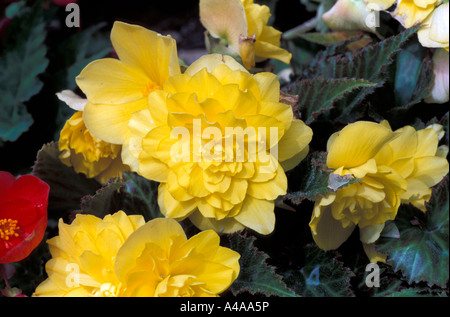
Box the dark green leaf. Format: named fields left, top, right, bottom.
left=119, top=172, right=163, bottom=221
left=31, top=142, right=101, bottom=213
left=78, top=172, right=162, bottom=221
left=376, top=177, right=449, bottom=287
left=393, top=41, right=432, bottom=109
left=80, top=178, right=122, bottom=218
left=225, top=232, right=297, bottom=297
left=281, top=244, right=355, bottom=296
left=298, top=26, right=419, bottom=121
left=292, top=77, right=376, bottom=123
left=0, top=4, right=49, bottom=142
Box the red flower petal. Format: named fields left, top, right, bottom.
left=0, top=172, right=49, bottom=264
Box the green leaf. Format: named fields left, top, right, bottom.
left=79, top=172, right=162, bottom=221
left=291, top=77, right=376, bottom=124
left=79, top=178, right=123, bottom=218
left=285, top=151, right=360, bottom=205
left=225, top=232, right=297, bottom=297
left=298, top=26, right=419, bottom=121
left=0, top=3, right=49, bottom=142
left=31, top=142, right=101, bottom=213
left=119, top=172, right=163, bottom=221
left=376, top=177, right=449, bottom=288
left=295, top=31, right=360, bottom=46
left=393, top=41, right=433, bottom=109
left=281, top=244, right=355, bottom=296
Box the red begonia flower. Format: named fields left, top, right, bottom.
left=0, top=172, right=49, bottom=263
left=52, top=0, right=78, bottom=6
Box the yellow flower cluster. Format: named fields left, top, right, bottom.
left=59, top=111, right=129, bottom=184
left=33, top=211, right=240, bottom=297
left=310, top=121, right=448, bottom=262
left=76, top=22, right=312, bottom=235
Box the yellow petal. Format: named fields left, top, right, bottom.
left=327, top=121, right=396, bottom=169
left=365, top=0, right=396, bottom=10
left=122, top=109, right=155, bottom=171
left=409, top=156, right=449, bottom=187
left=233, top=196, right=275, bottom=234
left=114, top=218, right=186, bottom=282
left=189, top=210, right=246, bottom=233
left=415, top=127, right=439, bottom=157
left=277, top=119, right=313, bottom=162
left=393, top=0, right=437, bottom=28
left=254, top=40, right=292, bottom=64
left=360, top=223, right=385, bottom=244
left=82, top=99, right=148, bottom=144
left=429, top=2, right=449, bottom=44
left=253, top=72, right=280, bottom=102
left=247, top=163, right=287, bottom=200
left=76, top=58, right=150, bottom=104
left=310, top=203, right=356, bottom=250
left=157, top=183, right=198, bottom=219
left=362, top=243, right=387, bottom=263
left=110, top=21, right=180, bottom=83
left=185, top=54, right=247, bottom=76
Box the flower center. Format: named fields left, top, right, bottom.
left=0, top=218, right=20, bottom=241
left=142, top=81, right=161, bottom=97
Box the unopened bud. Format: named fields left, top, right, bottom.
left=322, top=0, right=379, bottom=33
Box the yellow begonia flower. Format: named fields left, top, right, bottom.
left=199, top=0, right=291, bottom=69
left=59, top=111, right=129, bottom=184
left=77, top=21, right=180, bottom=148
left=33, top=211, right=240, bottom=297
left=126, top=54, right=312, bottom=235
left=374, top=121, right=449, bottom=211
left=310, top=121, right=449, bottom=262
left=57, top=90, right=129, bottom=184
left=33, top=211, right=145, bottom=296
left=310, top=121, right=408, bottom=252
left=418, top=2, right=449, bottom=50
left=392, top=0, right=442, bottom=28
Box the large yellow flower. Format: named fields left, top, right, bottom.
left=77, top=21, right=180, bottom=149
left=33, top=211, right=144, bottom=296
left=125, top=54, right=312, bottom=235
left=199, top=0, right=292, bottom=69
left=33, top=211, right=240, bottom=297
left=310, top=121, right=407, bottom=252
left=374, top=121, right=449, bottom=211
